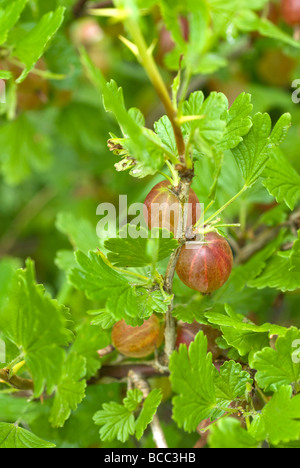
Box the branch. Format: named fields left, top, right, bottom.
left=236, top=207, right=300, bottom=264
left=0, top=368, right=34, bottom=391
left=163, top=246, right=181, bottom=361
left=73, top=0, right=89, bottom=17
left=128, top=370, right=168, bottom=449
left=87, top=0, right=113, bottom=9
left=90, top=363, right=169, bottom=382
left=163, top=180, right=194, bottom=362
left=124, top=17, right=186, bottom=163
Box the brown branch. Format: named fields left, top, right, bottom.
left=235, top=227, right=282, bottom=264
left=163, top=179, right=194, bottom=362
left=73, top=0, right=89, bottom=17
left=97, top=344, right=115, bottom=358
left=236, top=207, right=300, bottom=264
left=0, top=368, right=34, bottom=391
left=163, top=246, right=181, bottom=361
left=90, top=363, right=169, bottom=382
left=128, top=370, right=168, bottom=449
left=87, top=0, right=113, bottom=9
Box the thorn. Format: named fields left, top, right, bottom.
left=119, top=35, right=139, bottom=57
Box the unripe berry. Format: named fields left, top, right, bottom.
left=281, top=0, right=300, bottom=25
left=176, top=232, right=233, bottom=293
left=111, top=315, right=164, bottom=358
left=144, top=180, right=200, bottom=236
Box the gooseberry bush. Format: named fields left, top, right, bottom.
left=2, top=0, right=300, bottom=450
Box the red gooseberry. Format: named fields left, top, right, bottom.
left=176, top=232, right=233, bottom=294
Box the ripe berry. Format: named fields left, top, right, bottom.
left=1, top=60, right=49, bottom=111
left=111, top=315, right=164, bottom=358
left=70, top=19, right=103, bottom=46
left=157, top=17, right=189, bottom=62
left=144, top=180, right=200, bottom=236
left=176, top=321, right=202, bottom=349
left=281, top=0, right=300, bottom=25
left=176, top=232, right=233, bottom=293
left=176, top=321, right=222, bottom=359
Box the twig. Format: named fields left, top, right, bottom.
left=128, top=370, right=168, bottom=449
left=0, top=368, right=34, bottom=391
left=235, top=227, right=282, bottom=264
left=73, top=0, right=89, bottom=17
left=163, top=180, right=193, bottom=362
left=236, top=207, right=300, bottom=264
left=97, top=344, right=115, bottom=358
left=163, top=246, right=181, bottom=361
left=87, top=0, right=113, bottom=10
left=74, top=0, right=113, bottom=17
left=124, top=17, right=186, bottom=163
left=91, top=363, right=169, bottom=382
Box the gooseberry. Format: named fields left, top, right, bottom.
left=144, top=180, right=200, bottom=236
left=176, top=232, right=233, bottom=293
left=281, top=0, right=300, bottom=25
left=111, top=315, right=164, bottom=358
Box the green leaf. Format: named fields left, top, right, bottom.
left=81, top=49, right=164, bottom=176
left=123, top=389, right=143, bottom=412
left=0, top=0, right=27, bottom=46
left=93, top=402, right=135, bottom=443
left=93, top=386, right=162, bottom=443
left=209, top=418, right=259, bottom=448
left=70, top=322, right=110, bottom=379
left=170, top=331, right=216, bottom=432
left=88, top=309, right=117, bottom=329
left=183, top=91, right=227, bottom=144
left=105, top=228, right=178, bottom=267
left=249, top=251, right=300, bottom=292
left=249, top=328, right=300, bottom=392
left=205, top=305, right=287, bottom=356
left=236, top=10, right=300, bottom=49
left=49, top=353, right=87, bottom=428
left=215, top=361, right=252, bottom=404
left=13, top=7, right=65, bottom=82
left=208, top=0, right=269, bottom=36
left=263, top=150, right=300, bottom=210
left=154, top=115, right=178, bottom=156
left=135, top=389, right=162, bottom=440
left=290, top=231, right=300, bottom=273
left=216, top=93, right=253, bottom=151
left=159, top=0, right=210, bottom=72
left=70, top=250, right=129, bottom=301
left=0, top=423, right=55, bottom=448
left=249, top=386, right=300, bottom=445
left=172, top=299, right=210, bottom=324
left=0, top=259, right=73, bottom=397
left=70, top=251, right=171, bottom=324
left=223, top=232, right=285, bottom=292
left=232, top=113, right=291, bottom=186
